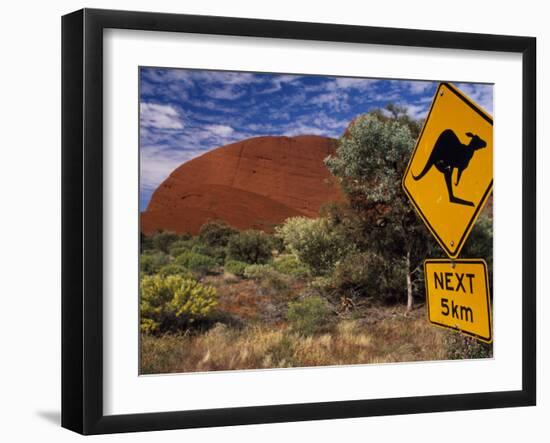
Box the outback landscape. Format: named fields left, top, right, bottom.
left=139, top=69, right=493, bottom=374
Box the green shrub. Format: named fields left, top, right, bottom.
left=270, top=234, right=285, bottom=254
left=307, top=276, right=334, bottom=295
left=168, top=238, right=197, bottom=257
left=175, top=251, right=218, bottom=275
left=331, top=252, right=406, bottom=301
left=140, top=252, right=170, bottom=275
left=243, top=264, right=274, bottom=280
left=260, top=272, right=289, bottom=295
left=140, top=232, right=154, bottom=252
left=461, top=214, right=493, bottom=271
left=151, top=230, right=179, bottom=253
left=226, top=230, right=274, bottom=264
left=157, top=263, right=194, bottom=279
left=325, top=111, right=435, bottom=311
left=191, top=243, right=227, bottom=264
left=273, top=254, right=310, bottom=278
left=140, top=275, right=217, bottom=334
left=444, top=331, right=493, bottom=360
left=286, top=296, right=332, bottom=336
left=244, top=264, right=289, bottom=295
left=224, top=259, right=248, bottom=277
left=276, top=217, right=352, bottom=275
left=331, top=251, right=384, bottom=296
left=198, top=220, right=238, bottom=247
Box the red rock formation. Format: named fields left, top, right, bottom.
left=141, top=135, right=345, bottom=235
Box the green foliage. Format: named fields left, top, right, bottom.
left=286, top=296, right=332, bottom=336
left=325, top=113, right=414, bottom=203
left=377, top=103, right=423, bottom=139
left=319, top=202, right=371, bottom=252
left=243, top=264, right=289, bottom=295
left=191, top=243, right=227, bottom=264
left=140, top=275, right=217, bottom=334
left=307, top=276, right=334, bottom=296
left=226, top=230, right=274, bottom=264
left=140, top=232, right=154, bottom=252
left=276, top=217, right=352, bottom=275
left=461, top=214, right=493, bottom=270
left=331, top=252, right=384, bottom=297
left=444, top=331, right=493, bottom=360
left=198, top=220, right=238, bottom=248
left=157, top=263, right=194, bottom=279
left=168, top=238, right=197, bottom=257
left=175, top=251, right=218, bottom=275
left=259, top=272, right=289, bottom=295
left=224, top=259, right=248, bottom=277
left=331, top=252, right=406, bottom=301
left=269, top=234, right=285, bottom=254
left=151, top=231, right=179, bottom=253
left=325, top=111, right=435, bottom=308
left=272, top=254, right=310, bottom=278
left=243, top=264, right=274, bottom=280
left=140, top=252, right=170, bottom=275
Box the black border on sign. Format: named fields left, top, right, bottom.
left=402, top=82, right=494, bottom=258
left=62, top=8, right=536, bottom=435
left=424, top=259, right=493, bottom=343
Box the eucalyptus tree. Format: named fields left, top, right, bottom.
left=325, top=108, right=434, bottom=312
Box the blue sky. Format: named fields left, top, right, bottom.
left=140, top=67, right=493, bottom=211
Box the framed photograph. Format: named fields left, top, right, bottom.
left=62, top=8, right=536, bottom=435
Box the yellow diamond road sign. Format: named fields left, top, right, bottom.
left=402, top=83, right=493, bottom=258
left=424, top=259, right=492, bottom=343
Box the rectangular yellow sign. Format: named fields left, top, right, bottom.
left=424, top=259, right=492, bottom=343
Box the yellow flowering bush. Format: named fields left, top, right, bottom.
left=140, top=275, right=217, bottom=334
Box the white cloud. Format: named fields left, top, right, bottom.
left=246, top=122, right=279, bottom=133
left=371, top=91, right=402, bottom=102
left=312, top=113, right=349, bottom=130
left=417, top=95, right=435, bottom=104
left=257, top=74, right=303, bottom=94
left=283, top=124, right=329, bottom=137
left=310, top=91, right=350, bottom=112
left=304, top=78, right=381, bottom=111
left=406, top=81, right=434, bottom=94
left=199, top=71, right=259, bottom=86
left=401, top=103, right=430, bottom=120
left=206, top=124, right=234, bottom=137
left=303, top=78, right=378, bottom=95
left=140, top=103, right=184, bottom=129
left=379, top=101, right=430, bottom=120
left=332, top=78, right=378, bottom=91
left=454, top=83, right=493, bottom=115
left=140, top=125, right=249, bottom=194
left=186, top=98, right=236, bottom=113
left=204, top=84, right=246, bottom=100
left=280, top=113, right=347, bottom=138
left=140, top=146, right=205, bottom=193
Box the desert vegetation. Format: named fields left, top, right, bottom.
left=140, top=106, right=493, bottom=374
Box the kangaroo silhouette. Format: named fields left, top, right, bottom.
left=413, top=129, right=487, bottom=207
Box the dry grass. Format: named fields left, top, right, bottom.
left=140, top=308, right=448, bottom=374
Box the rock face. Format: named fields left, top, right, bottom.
left=141, top=135, right=346, bottom=235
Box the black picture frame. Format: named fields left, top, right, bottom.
left=62, top=8, right=536, bottom=435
